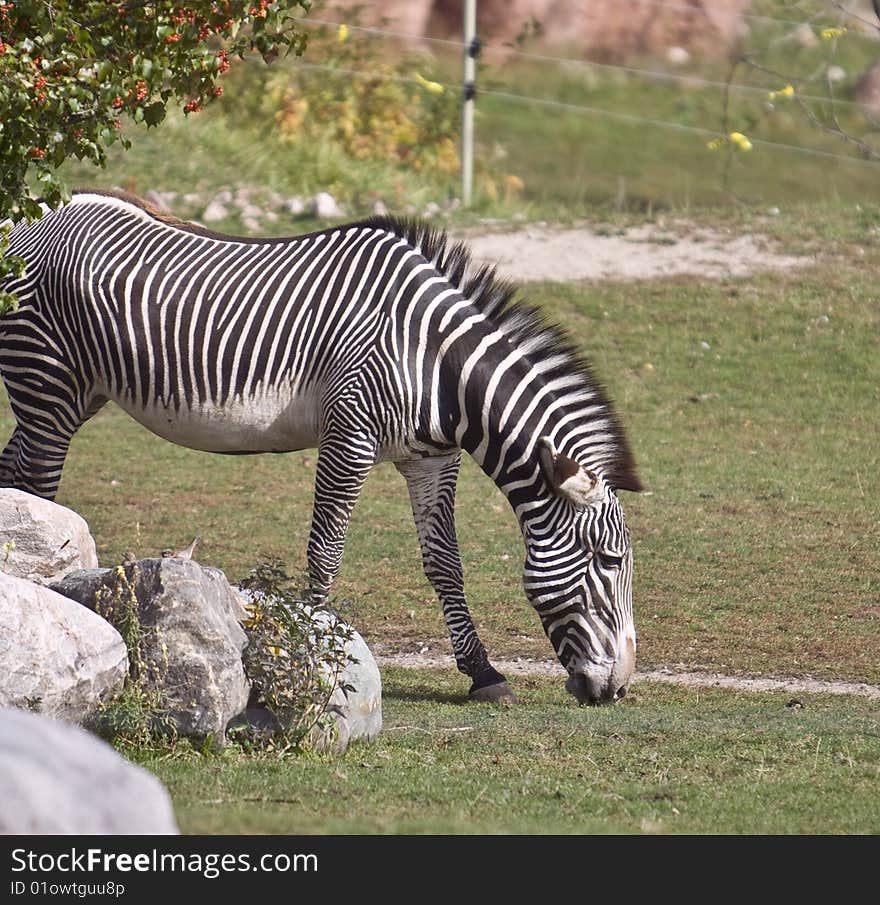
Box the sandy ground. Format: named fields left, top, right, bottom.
left=458, top=222, right=811, bottom=283
left=377, top=654, right=880, bottom=700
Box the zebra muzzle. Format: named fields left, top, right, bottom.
left=565, top=671, right=625, bottom=706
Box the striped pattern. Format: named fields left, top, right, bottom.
left=0, top=191, right=641, bottom=703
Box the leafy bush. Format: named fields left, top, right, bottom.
left=229, top=8, right=460, bottom=182
left=236, top=560, right=356, bottom=753
left=0, top=0, right=311, bottom=314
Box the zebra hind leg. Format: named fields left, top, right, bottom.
left=395, top=454, right=516, bottom=705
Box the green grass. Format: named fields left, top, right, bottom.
left=129, top=667, right=880, bottom=834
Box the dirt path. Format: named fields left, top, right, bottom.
left=458, top=222, right=811, bottom=283
left=377, top=654, right=880, bottom=700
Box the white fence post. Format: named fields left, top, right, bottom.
left=462, top=0, right=478, bottom=206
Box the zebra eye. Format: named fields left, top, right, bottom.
left=597, top=552, right=624, bottom=569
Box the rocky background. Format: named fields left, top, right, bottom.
left=329, top=0, right=752, bottom=60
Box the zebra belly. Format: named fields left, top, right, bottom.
left=113, top=389, right=320, bottom=454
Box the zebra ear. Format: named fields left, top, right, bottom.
left=537, top=438, right=604, bottom=508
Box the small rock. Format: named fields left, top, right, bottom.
left=242, top=217, right=262, bottom=234
left=372, top=199, right=389, bottom=217
left=0, top=708, right=178, bottom=834
left=311, top=192, right=344, bottom=219
left=826, top=65, right=847, bottom=83
left=423, top=202, right=441, bottom=219
left=143, top=190, right=171, bottom=213
left=234, top=589, right=382, bottom=748
left=282, top=196, right=306, bottom=217
left=238, top=203, right=263, bottom=220
left=665, top=46, right=691, bottom=65
left=201, top=200, right=229, bottom=223
left=791, top=23, right=818, bottom=49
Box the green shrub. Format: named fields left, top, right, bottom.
left=236, top=559, right=356, bottom=753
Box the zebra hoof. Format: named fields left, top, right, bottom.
left=469, top=681, right=517, bottom=706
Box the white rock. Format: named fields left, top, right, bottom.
left=0, top=708, right=178, bottom=834
left=238, top=203, right=263, bottom=220
left=791, top=23, right=818, bottom=49
left=283, top=196, right=306, bottom=216
left=311, top=191, right=344, bottom=219
left=0, top=488, right=98, bottom=585
left=143, top=190, right=171, bottom=212
left=826, top=65, right=847, bottom=83
left=338, top=626, right=382, bottom=741
left=0, top=571, right=128, bottom=722
left=201, top=200, right=229, bottom=223
left=372, top=200, right=389, bottom=216
left=665, top=46, right=691, bottom=65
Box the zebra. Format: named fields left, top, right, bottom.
left=0, top=190, right=642, bottom=705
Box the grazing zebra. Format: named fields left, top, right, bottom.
left=0, top=190, right=642, bottom=705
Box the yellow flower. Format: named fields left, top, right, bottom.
left=415, top=73, right=444, bottom=94
left=821, top=27, right=847, bottom=40
left=729, top=131, right=753, bottom=151
left=706, top=136, right=728, bottom=151
left=768, top=84, right=795, bottom=100
left=337, top=24, right=349, bottom=43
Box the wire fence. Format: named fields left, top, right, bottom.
left=289, top=7, right=880, bottom=172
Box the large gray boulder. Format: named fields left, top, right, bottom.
left=0, top=571, right=128, bottom=721
left=0, top=708, right=178, bottom=834
left=0, top=488, right=99, bottom=584
left=52, top=559, right=250, bottom=743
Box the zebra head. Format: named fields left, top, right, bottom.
left=523, top=438, right=637, bottom=705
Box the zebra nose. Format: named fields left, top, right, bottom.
left=566, top=672, right=617, bottom=706
left=614, top=685, right=627, bottom=701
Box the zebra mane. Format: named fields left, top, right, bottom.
left=364, top=216, right=643, bottom=493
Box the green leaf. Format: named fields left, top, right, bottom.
left=143, top=102, right=166, bottom=127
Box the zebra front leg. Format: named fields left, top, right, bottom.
left=0, top=426, right=23, bottom=488
left=395, top=454, right=516, bottom=704
left=307, top=427, right=377, bottom=603
left=2, top=425, right=74, bottom=500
